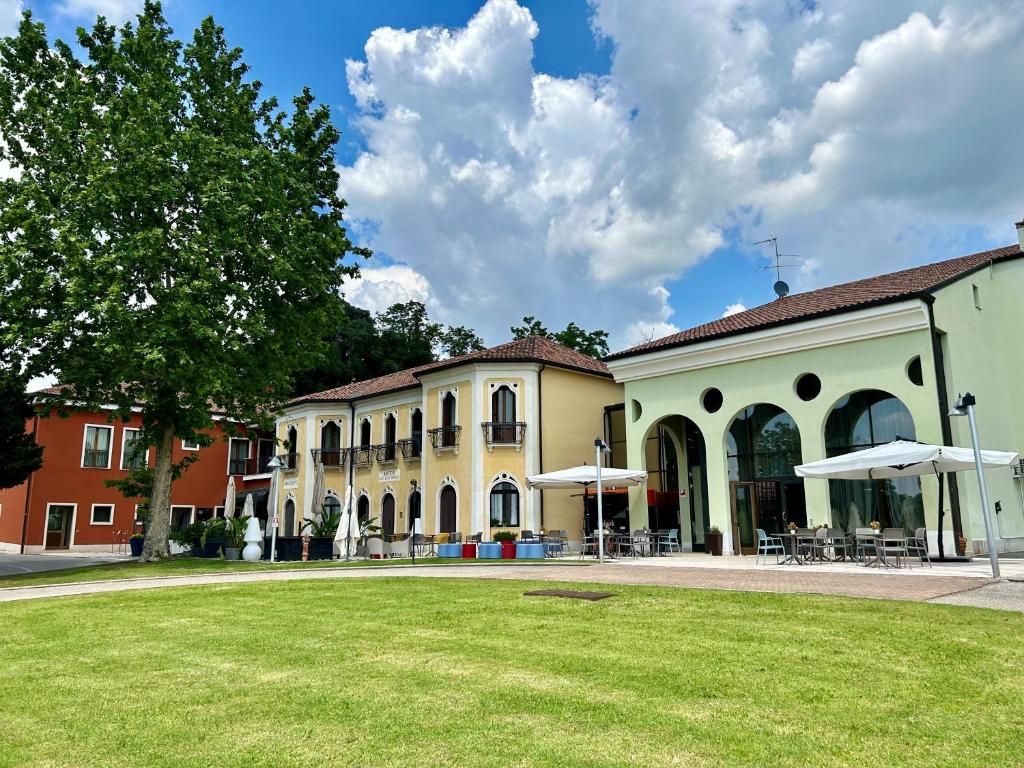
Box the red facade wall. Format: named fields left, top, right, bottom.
left=0, top=408, right=271, bottom=551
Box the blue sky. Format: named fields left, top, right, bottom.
left=8, top=0, right=1024, bottom=350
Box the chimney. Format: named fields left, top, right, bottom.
left=1017, top=218, right=1024, bottom=250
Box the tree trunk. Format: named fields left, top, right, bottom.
left=141, top=424, right=176, bottom=561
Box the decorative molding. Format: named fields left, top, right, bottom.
left=606, top=300, right=930, bottom=383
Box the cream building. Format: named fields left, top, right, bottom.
left=271, top=337, right=622, bottom=542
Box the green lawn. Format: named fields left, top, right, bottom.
left=0, top=556, right=565, bottom=590
left=1, top=579, right=1021, bottom=767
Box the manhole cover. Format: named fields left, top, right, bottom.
left=523, top=589, right=616, bottom=602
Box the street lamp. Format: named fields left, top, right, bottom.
left=409, top=479, right=418, bottom=565
left=949, top=393, right=1000, bottom=577
left=594, top=437, right=612, bottom=563
left=265, top=455, right=283, bottom=564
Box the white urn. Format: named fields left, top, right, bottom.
left=242, top=516, right=263, bottom=562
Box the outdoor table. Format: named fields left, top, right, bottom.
left=776, top=531, right=806, bottom=565
left=477, top=542, right=501, bottom=559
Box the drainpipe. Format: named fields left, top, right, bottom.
left=19, top=410, right=40, bottom=554
left=924, top=296, right=963, bottom=553
left=537, top=364, right=545, bottom=528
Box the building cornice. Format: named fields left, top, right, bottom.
left=606, top=299, right=930, bottom=383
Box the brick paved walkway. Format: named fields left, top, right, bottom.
left=0, top=562, right=993, bottom=603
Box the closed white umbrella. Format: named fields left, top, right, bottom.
left=224, top=476, right=237, bottom=518
left=335, top=487, right=359, bottom=560
left=310, top=459, right=326, bottom=523
left=795, top=439, right=1017, bottom=480
left=240, top=493, right=255, bottom=519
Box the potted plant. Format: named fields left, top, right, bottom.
left=493, top=529, right=518, bottom=559
left=707, top=525, right=723, bottom=556
left=301, top=509, right=342, bottom=560
left=223, top=515, right=250, bottom=561
left=129, top=532, right=145, bottom=557
left=199, top=517, right=227, bottom=558
left=170, top=521, right=205, bottom=556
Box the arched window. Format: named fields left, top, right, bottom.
left=359, top=418, right=372, bottom=448
left=410, top=408, right=423, bottom=458
left=381, top=493, right=395, bottom=535
left=490, top=386, right=517, bottom=444
left=408, top=489, right=421, bottom=527
left=441, top=392, right=457, bottom=448
left=383, top=413, right=397, bottom=462
left=825, top=390, right=923, bottom=532
left=439, top=485, right=457, bottom=533
left=320, top=422, right=341, bottom=466
left=286, top=426, right=298, bottom=469
left=284, top=498, right=295, bottom=536
left=489, top=482, right=520, bottom=527
left=356, top=495, right=370, bottom=525
left=322, top=494, right=341, bottom=521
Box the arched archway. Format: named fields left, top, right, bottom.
left=408, top=488, right=422, bottom=534
left=726, top=403, right=805, bottom=553
left=439, top=485, right=457, bottom=533
left=283, top=498, right=295, bottom=536
left=381, top=493, right=396, bottom=535
left=825, top=389, right=923, bottom=532
left=356, top=494, right=370, bottom=525
left=638, top=415, right=709, bottom=551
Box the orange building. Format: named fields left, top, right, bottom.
left=0, top=391, right=273, bottom=553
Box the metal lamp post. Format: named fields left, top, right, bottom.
left=594, top=437, right=612, bottom=563
left=949, top=393, right=1000, bottom=578
left=409, top=479, right=418, bottom=565
left=265, top=455, right=283, bottom=564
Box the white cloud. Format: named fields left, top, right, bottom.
left=722, top=302, right=747, bottom=318
left=339, top=0, right=1024, bottom=350
left=53, top=0, right=142, bottom=24
left=0, top=0, right=21, bottom=37
left=342, top=265, right=436, bottom=316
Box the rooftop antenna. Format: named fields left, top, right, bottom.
left=754, top=236, right=802, bottom=299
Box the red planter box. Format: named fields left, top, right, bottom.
left=500, top=540, right=516, bottom=559
left=461, top=543, right=477, bottom=559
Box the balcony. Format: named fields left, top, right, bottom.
left=398, top=437, right=422, bottom=461
left=374, top=443, right=399, bottom=465
left=481, top=421, right=527, bottom=451
left=310, top=448, right=346, bottom=468
left=277, top=452, right=300, bottom=472
left=427, top=425, right=461, bottom=453
left=349, top=446, right=374, bottom=468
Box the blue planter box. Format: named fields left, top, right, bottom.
left=478, top=543, right=501, bottom=559
left=437, top=543, right=462, bottom=558
left=516, top=542, right=544, bottom=559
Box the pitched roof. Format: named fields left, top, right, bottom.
left=606, top=243, right=1023, bottom=361
left=290, top=335, right=611, bottom=405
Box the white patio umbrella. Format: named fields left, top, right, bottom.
left=240, top=493, right=255, bottom=519
left=224, top=476, right=237, bottom=518
left=335, top=487, right=359, bottom=560
left=310, top=459, right=326, bottom=523
left=795, top=438, right=1018, bottom=564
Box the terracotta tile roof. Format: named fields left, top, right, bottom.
left=290, top=336, right=610, bottom=405
left=606, top=243, right=1022, bottom=361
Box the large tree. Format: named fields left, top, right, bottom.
left=0, top=352, right=43, bottom=490
left=510, top=316, right=610, bottom=358
left=0, top=4, right=367, bottom=559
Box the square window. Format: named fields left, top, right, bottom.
left=91, top=504, right=114, bottom=525
left=121, top=429, right=147, bottom=470
left=228, top=438, right=250, bottom=475
left=182, top=438, right=200, bottom=451
left=82, top=425, right=113, bottom=468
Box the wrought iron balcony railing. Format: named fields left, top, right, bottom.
left=310, top=448, right=346, bottom=468
left=427, top=425, right=461, bottom=452
left=374, top=443, right=399, bottom=465
left=349, top=446, right=374, bottom=468
left=481, top=421, right=527, bottom=449
left=277, top=452, right=300, bottom=471
left=398, top=437, right=422, bottom=461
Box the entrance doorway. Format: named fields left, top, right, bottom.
left=381, top=494, right=395, bottom=535
left=439, top=486, right=457, bottom=532
left=45, top=504, right=75, bottom=549
left=730, top=482, right=759, bottom=555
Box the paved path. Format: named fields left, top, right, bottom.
left=0, top=562, right=995, bottom=605
left=0, top=552, right=128, bottom=577
left=927, top=580, right=1024, bottom=612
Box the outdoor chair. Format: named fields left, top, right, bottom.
left=466, top=532, right=482, bottom=545
left=854, top=528, right=878, bottom=563
left=812, top=528, right=850, bottom=562
left=663, top=528, right=681, bottom=554
left=558, top=530, right=570, bottom=555
left=413, top=533, right=434, bottom=557
left=579, top=530, right=598, bottom=560
left=906, top=527, right=932, bottom=567
left=450, top=532, right=462, bottom=544
left=521, top=530, right=537, bottom=543
left=387, top=535, right=411, bottom=559
left=623, top=530, right=652, bottom=558
left=365, top=536, right=386, bottom=560
left=755, top=528, right=785, bottom=565
left=878, top=528, right=911, bottom=569
left=795, top=528, right=815, bottom=559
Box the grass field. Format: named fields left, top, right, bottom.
left=0, top=556, right=564, bottom=590
left=1, top=578, right=1022, bottom=767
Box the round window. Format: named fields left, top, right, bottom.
left=701, top=387, right=723, bottom=414
left=795, top=373, right=822, bottom=402
left=907, top=356, right=924, bottom=386
left=631, top=399, right=643, bottom=423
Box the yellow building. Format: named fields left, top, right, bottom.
left=271, top=337, right=622, bottom=544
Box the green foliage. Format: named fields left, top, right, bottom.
left=0, top=354, right=42, bottom=490
left=510, top=316, right=610, bottom=357
left=439, top=325, right=485, bottom=357
left=302, top=509, right=340, bottom=538
left=0, top=4, right=368, bottom=557
left=200, top=517, right=227, bottom=548
left=169, top=522, right=204, bottom=548
left=104, top=454, right=199, bottom=502
left=223, top=515, right=250, bottom=548
left=491, top=530, right=518, bottom=542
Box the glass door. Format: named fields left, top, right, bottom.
left=45, top=505, right=74, bottom=549
left=730, top=482, right=759, bottom=555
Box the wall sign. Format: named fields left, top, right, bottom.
left=378, top=468, right=400, bottom=483
left=283, top=478, right=298, bottom=489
